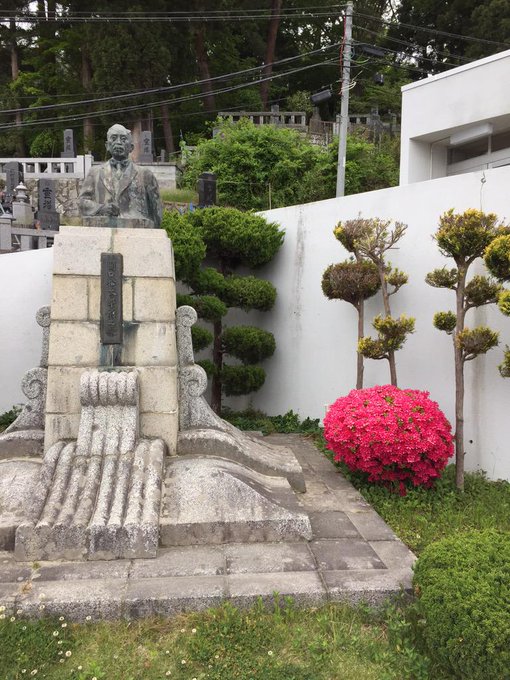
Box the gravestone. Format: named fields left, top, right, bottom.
left=61, top=128, right=75, bottom=158
left=37, top=178, right=60, bottom=231
left=5, top=162, right=23, bottom=210
left=139, top=131, right=153, bottom=162
left=198, top=172, right=217, bottom=207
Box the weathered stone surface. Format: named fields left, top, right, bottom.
left=345, top=510, right=398, bottom=541
left=88, top=277, right=134, bottom=322
left=122, top=321, right=176, bottom=366
left=323, top=568, right=414, bottom=605
left=160, top=457, right=312, bottom=546
left=112, top=229, right=174, bottom=278
left=308, top=511, right=361, bottom=539
left=138, top=366, right=178, bottom=413
left=16, top=370, right=166, bottom=561
left=310, top=539, right=386, bottom=571
left=0, top=460, right=41, bottom=550
left=175, top=305, right=306, bottom=492
left=227, top=571, right=326, bottom=609
left=47, top=320, right=100, bottom=366
left=133, top=277, right=175, bottom=322
left=0, top=307, right=50, bottom=459
left=130, top=546, right=225, bottom=579
left=51, top=275, right=88, bottom=320
left=225, top=542, right=316, bottom=574
left=53, top=226, right=112, bottom=276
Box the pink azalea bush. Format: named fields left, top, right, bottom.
left=324, top=385, right=454, bottom=493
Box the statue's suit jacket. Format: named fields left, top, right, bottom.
left=79, top=160, right=163, bottom=227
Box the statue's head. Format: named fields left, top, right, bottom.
left=106, top=124, right=134, bottom=161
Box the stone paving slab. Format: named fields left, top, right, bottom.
left=0, top=435, right=416, bottom=620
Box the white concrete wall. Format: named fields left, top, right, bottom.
left=400, top=49, right=510, bottom=184
left=0, top=247, right=53, bottom=411
left=227, top=165, right=510, bottom=481
left=1, top=166, right=510, bottom=480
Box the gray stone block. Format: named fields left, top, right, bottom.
left=346, top=511, right=398, bottom=541
left=17, top=578, right=127, bottom=621
left=36, top=560, right=130, bottom=582
left=225, top=543, right=316, bottom=574
left=124, top=575, right=226, bottom=618
left=308, top=511, right=361, bottom=539
left=130, top=546, right=226, bottom=578
left=323, top=568, right=414, bottom=606
left=160, top=457, right=312, bottom=546
left=310, top=539, right=387, bottom=571
left=227, top=571, right=326, bottom=609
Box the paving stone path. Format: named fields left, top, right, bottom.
left=0, top=435, right=415, bottom=621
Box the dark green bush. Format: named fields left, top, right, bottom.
left=222, top=276, right=277, bottom=311
left=413, top=530, right=510, bottom=680
left=191, top=325, right=213, bottom=353
left=222, top=326, right=276, bottom=364
left=161, top=210, right=206, bottom=282
left=221, top=365, right=265, bottom=396
left=177, top=294, right=227, bottom=322
left=197, top=359, right=217, bottom=377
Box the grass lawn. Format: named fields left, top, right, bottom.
left=160, top=188, right=198, bottom=204
left=0, top=599, right=431, bottom=680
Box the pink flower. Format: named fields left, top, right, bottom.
left=324, top=385, right=454, bottom=493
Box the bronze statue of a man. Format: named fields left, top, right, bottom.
left=79, top=123, right=162, bottom=228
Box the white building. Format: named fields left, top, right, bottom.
left=2, top=50, right=510, bottom=480
left=400, top=49, right=510, bottom=183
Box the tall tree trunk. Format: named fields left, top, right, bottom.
left=193, top=16, right=216, bottom=112
left=454, top=266, right=467, bottom=491
left=356, top=301, right=364, bottom=389
left=260, top=0, right=283, bottom=109
left=9, top=17, right=25, bottom=156
left=161, top=103, right=175, bottom=154
left=211, top=319, right=223, bottom=414
left=81, top=47, right=94, bottom=152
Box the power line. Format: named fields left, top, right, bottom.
left=0, top=57, right=339, bottom=131
left=0, top=42, right=341, bottom=115
left=354, top=10, right=510, bottom=49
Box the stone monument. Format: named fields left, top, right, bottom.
left=0, top=122, right=310, bottom=562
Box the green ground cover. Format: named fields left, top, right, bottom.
left=1, top=407, right=508, bottom=679
left=160, top=188, right=199, bottom=204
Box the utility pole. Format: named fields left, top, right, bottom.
left=336, top=1, right=353, bottom=197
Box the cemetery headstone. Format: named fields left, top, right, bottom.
left=37, top=178, right=60, bottom=231
left=5, top=162, right=23, bottom=210
left=61, top=128, right=75, bottom=158
left=139, top=131, right=153, bottom=162
left=198, top=172, right=217, bottom=207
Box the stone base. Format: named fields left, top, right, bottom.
left=177, top=428, right=306, bottom=493
left=160, top=457, right=312, bottom=546
left=0, top=459, right=41, bottom=550
left=0, top=430, right=44, bottom=459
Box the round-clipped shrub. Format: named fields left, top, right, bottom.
left=161, top=210, right=206, bottom=282
left=222, top=276, right=277, bottom=311
left=222, top=326, right=276, bottom=364
left=321, top=260, right=380, bottom=305
left=221, top=365, right=265, bottom=396
left=191, top=325, right=213, bottom=353
left=485, top=233, right=510, bottom=281
left=177, top=293, right=227, bottom=322
left=324, top=385, right=453, bottom=492
left=413, top=530, right=510, bottom=680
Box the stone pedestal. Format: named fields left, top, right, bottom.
left=44, top=225, right=178, bottom=455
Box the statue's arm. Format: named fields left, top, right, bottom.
left=78, top=168, right=102, bottom=216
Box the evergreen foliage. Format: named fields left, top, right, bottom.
left=413, top=530, right=510, bottom=680
left=163, top=206, right=283, bottom=412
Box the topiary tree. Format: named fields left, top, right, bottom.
left=426, top=209, right=502, bottom=491
left=163, top=206, right=284, bottom=413
left=484, top=233, right=510, bottom=377
left=334, top=217, right=414, bottom=387
left=321, top=259, right=380, bottom=389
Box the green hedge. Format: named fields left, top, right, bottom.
left=413, top=530, right=510, bottom=680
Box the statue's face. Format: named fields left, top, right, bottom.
left=106, top=127, right=133, bottom=161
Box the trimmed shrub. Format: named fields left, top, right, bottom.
left=323, top=385, right=453, bottom=493
left=222, top=326, right=276, bottom=364
left=221, top=365, right=265, bottom=396
left=413, top=530, right=510, bottom=680
left=191, top=325, right=213, bottom=353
